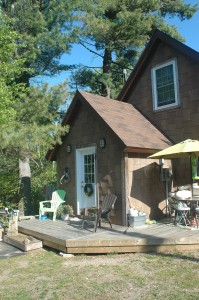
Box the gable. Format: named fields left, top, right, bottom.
left=80, top=91, right=172, bottom=151
left=124, top=40, right=190, bottom=111
left=46, top=90, right=172, bottom=161
left=118, top=30, right=199, bottom=102
left=116, top=30, right=199, bottom=148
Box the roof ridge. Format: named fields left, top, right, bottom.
left=79, top=90, right=134, bottom=108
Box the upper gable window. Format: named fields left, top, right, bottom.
left=151, top=59, right=180, bottom=111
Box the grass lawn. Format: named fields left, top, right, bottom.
left=0, top=248, right=199, bottom=300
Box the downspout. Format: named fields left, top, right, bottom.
left=121, top=152, right=129, bottom=226
left=165, top=177, right=169, bottom=216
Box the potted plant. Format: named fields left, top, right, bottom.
left=0, top=215, right=9, bottom=230
left=60, top=204, right=74, bottom=221
left=0, top=208, right=16, bottom=235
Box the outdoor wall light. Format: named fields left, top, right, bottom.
left=66, top=144, right=72, bottom=153
left=99, top=138, right=106, bottom=149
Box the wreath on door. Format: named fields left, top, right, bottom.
left=84, top=183, right=93, bottom=197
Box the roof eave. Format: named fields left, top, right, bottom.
left=123, top=147, right=166, bottom=154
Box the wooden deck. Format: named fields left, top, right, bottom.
left=18, top=219, right=199, bottom=254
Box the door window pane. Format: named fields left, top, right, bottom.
left=84, top=154, right=95, bottom=183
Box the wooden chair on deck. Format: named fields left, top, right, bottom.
left=81, top=194, right=117, bottom=232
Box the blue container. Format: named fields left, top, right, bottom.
left=40, top=215, right=48, bottom=220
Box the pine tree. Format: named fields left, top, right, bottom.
left=1, top=0, right=75, bottom=84
left=0, top=14, right=26, bottom=124
left=71, top=0, right=198, bottom=98
left=0, top=1, right=73, bottom=214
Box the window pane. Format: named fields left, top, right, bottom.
left=156, top=64, right=176, bottom=107
left=84, top=154, right=95, bottom=183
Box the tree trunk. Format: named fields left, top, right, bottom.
left=102, top=47, right=112, bottom=97
left=19, top=157, right=31, bottom=216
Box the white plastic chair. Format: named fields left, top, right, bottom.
left=39, top=189, right=66, bottom=221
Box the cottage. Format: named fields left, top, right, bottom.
left=47, top=30, right=199, bottom=225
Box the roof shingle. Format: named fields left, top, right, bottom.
left=79, top=90, right=172, bottom=150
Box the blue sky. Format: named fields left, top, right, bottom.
left=35, top=1, right=199, bottom=87
left=167, top=0, right=199, bottom=51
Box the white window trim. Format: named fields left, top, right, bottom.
left=151, top=58, right=180, bottom=112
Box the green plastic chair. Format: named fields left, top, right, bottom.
left=39, top=189, right=66, bottom=221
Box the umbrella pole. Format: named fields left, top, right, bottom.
left=165, top=179, right=169, bottom=216
left=190, top=154, right=197, bottom=197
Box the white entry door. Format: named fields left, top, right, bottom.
left=76, top=146, right=97, bottom=214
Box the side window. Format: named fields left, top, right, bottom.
left=151, top=59, right=180, bottom=111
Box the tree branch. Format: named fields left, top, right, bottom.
left=79, top=39, right=133, bottom=71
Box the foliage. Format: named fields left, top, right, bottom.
left=1, top=0, right=75, bottom=84
left=2, top=1, right=198, bottom=99
left=0, top=149, right=20, bottom=209
left=56, top=204, right=74, bottom=218
left=71, top=0, right=198, bottom=97
left=0, top=147, right=58, bottom=214
left=0, top=81, right=68, bottom=213
left=0, top=215, right=9, bottom=228
left=0, top=209, right=14, bottom=228
left=30, top=157, right=57, bottom=215
left=0, top=82, right=69, bottom=152
left=0, top=14, right=28, bottom=125
left=0, top=1, right=74, bottom=214
left=0, top=81, right=69, bottom=214
left=62, top=204, right=74, bottom=215
left=3, top=1, right=197, bottom=98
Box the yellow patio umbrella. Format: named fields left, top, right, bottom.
left=148, top=139, right=199, bottom=179
left=149, top=139, right=199, bottom=159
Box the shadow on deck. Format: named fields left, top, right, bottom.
left=18, top=218, right=199, bottom=254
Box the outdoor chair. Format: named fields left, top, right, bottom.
left=196, top=207, right=199, bottom=228
left=81, top=194, right=117, bottom=232
left=39, top=189, right=66, bottom=221
left=168, top=197, right=190, bottom=226
left=191, top=205, right=199, bottom=228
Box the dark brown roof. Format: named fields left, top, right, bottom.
left=80, top=90, right=172, bottom=150
left=46, top=90, right=172, bottom=160
left=81, top=91, right=171, bottom=149
left=118, top=29, right=199, bottom=101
